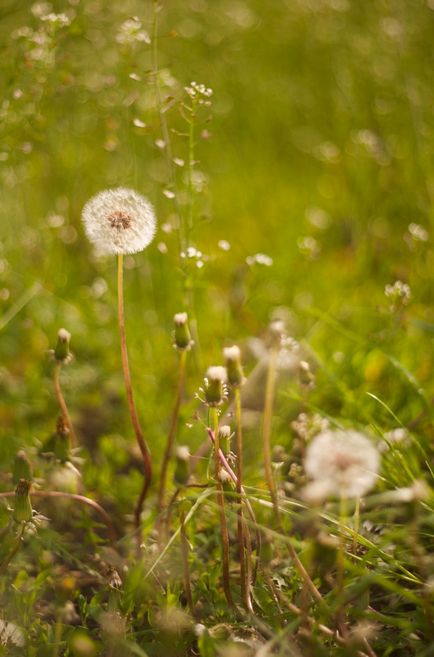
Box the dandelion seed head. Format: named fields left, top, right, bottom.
left=218, top=425, right=232, bottom=439
left=81, top=188, right=156, bottom=256
left=175, top=445, right=190, bottom=461
left=174, top=312, right=188, bottom=326
left=304, top=429, right=380, bottom=499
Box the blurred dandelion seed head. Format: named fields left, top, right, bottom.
left=304, top=429, right=380, bottom=499
left=81, top=188, right=156, bottom=256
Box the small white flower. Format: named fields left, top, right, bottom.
left=81, top=187, right=156, bottom=256
left=206, top=366, right=227, bottom=382
left=304, top=430, right=380, bottom=499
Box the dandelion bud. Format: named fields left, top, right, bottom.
left=204, top=366, right=227, bottom=406
left=12, top=450, right=32, bottom=485
left=174, top=446, right=190, bottom=487
left=173, top=312, right=193, bottom=351
left=223, top=345, right=244, bottom=387
left=54, top=328, right=71, bottom=363
left=13, top=479, right=33, bottom=523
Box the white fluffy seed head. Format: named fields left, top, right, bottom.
left=57, top=328, right=71, bottom=342
left=304, top=430, right=380, bottom=499
left=206, top=366, right=227, bottom=382
left=81, top=187, right=156, bottom=255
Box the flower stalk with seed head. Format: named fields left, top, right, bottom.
left=52, top=328, right=76, bottom=447
left=157, top=313, right=192, bottom=523
left=81, top=188, right=156, bottom=538
left=205, top=366, right=234, bottom=609
left=224, top=345, right=253, bottom=613
left=174, top=450, right=194, bottom=615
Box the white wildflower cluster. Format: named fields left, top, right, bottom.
left=40, top=12, right=71, bottom=26
left=385, top=280, right=411, bottom=310
left=297, top=236, right=321, bottom=260
left=218, top=239, right=231, bottom=251
left=379, top=427, right=411, bottom=453
left=81, top=188, right=156, bottom=256
left=180, top=245, right=206, bottom=269
left=406, top=222, right=428, bottom=243
left=116, top=17, right=150, bottom=45
left=246, top=253, right=273, bottom=267
left=291, top=412, right=330, bottom=441
left=303, top=430, right=380, bottom=502
left=185, top=81, right=213, bottom=106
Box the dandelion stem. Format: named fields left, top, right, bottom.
left=336, top=494, right=348, bottom=635
left=157, top=349, right=187, bottom=517
left=235, top=387, right=253, bottom=612
left=53, top=362, right=76, bottom=448
left=352, top=496, right=360, bottom=554
left=211, top=406, right=235, bottom=609
left=117, top=254, right=152, bottom=536
left=0, top=522, right=26, bottom=574
left=180, top=504, right=194, bottom=615
left=262, top=346, right=279, bottom=522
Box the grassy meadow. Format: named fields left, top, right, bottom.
left=0, top=0, right=433, bottom=655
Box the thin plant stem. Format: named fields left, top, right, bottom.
left=207, top=426, right=261, bottom=583
left=117, top=254, right=152, bottom=536
left=53, top=362, right=76, bottom=448
left=235, top=387, right=253, bottom=612
left=211, top=406, right=235, bottom=609
left=352, top=496, right=360, bottom=554
left=180, top=504, right=194, bottom=615
left=336, top=494, right=348, bottom=635
left=262, top=346, right=279, bottom=522
left=262, top=347, right=323, bottom=604
left=0, top=522, right=26, bottom=574
left=157, top=349, right=187, bottom=516
left=150, top=1, right=184, bottom=255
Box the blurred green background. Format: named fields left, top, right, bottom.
left=1, top=0, right=433, bottom=505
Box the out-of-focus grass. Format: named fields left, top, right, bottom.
left=0, top=0, right=433, bottom=654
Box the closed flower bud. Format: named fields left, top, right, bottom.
left=204, top=366, right=227, bottom=407
left=54, top=328, right=71, bottom=363
left=223, top=345, right=244, bottom=387
left=12, top=450, right=32, bottom=485
left=174, top=446, right=190, bottom=487
left=173, top=312, right=193, bottom=351
left=13, top=479, right=33, bottom=523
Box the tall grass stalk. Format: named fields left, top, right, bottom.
left=117, top=254, right=152, bottom=536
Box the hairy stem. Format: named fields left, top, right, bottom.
left=117, top=254, right=152, bottom=537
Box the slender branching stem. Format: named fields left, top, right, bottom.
left=235, top=387, right=253, bottom=612
left=157, top=349, right=187, bottom=516
left=180, top=504, right=194, bottom=615
left=262, top=346, right=279, bottom=522
left=53, top=362, right=76, bottom=447
left=211, top=406, right=235, bottom=609
left=117, top=254, right=152, bottom=536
